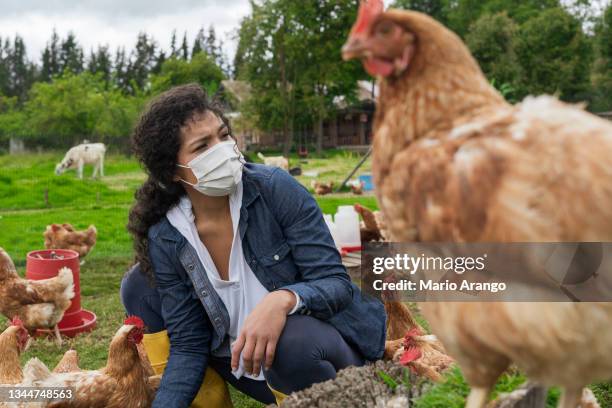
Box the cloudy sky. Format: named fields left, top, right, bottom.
left=2, top=0, right=598, bottom=65
left=0, top=0, right=254, bottom=63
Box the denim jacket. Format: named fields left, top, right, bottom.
left=148, top=163, right=386, bottom=407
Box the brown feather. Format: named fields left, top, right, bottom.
left=0, top=326, right=24, bottom=385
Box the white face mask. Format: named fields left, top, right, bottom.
left=177, top=141, right=244, bottom=196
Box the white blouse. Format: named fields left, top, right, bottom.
left=166, top=181, right=271, bottom=380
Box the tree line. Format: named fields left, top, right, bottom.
left=0, top=27, right=228, bottom=148
left=234, top=0, right=611, bottom=155
left=0, top=0, right=610, bottom=153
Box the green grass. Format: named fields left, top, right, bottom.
left=250, top=148, right=373, bottom=193
left=411, top=367, right=560, bottom=408
left=0, top=152, right=143, bottom=211
left=289, top=149, right=372, bottom=190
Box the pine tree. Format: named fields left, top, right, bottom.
left=203, top=25, right=227, bottom=74
left=113, top=46, right=129, bottom=92
left=205, top=25, right=219, bottom=63
left=8, top=35, right=35, bottom=100
left=0, top=37, right=10, bottom=95
left=152, top=50, right=166, bottom=74
left=40, top=29, right=60, bottom=82
left=125, top=32, right=157, bottom=93
left=41, top=47, right=52, bottom=82
left=170, top=30, right=178, bottom=57
left=192, top=28, right=205, bottom=56
left=59, top=32, right=84, bottom=74
left=88, top=45, right=112, bottom=84
left=181, top=32, right=189, bottom=60
left=87, top=48, right=96, bottom=72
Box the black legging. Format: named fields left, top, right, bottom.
left=120, top=264, right=365, bottom=404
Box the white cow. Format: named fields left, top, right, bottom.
left=55, top=143, right=106, bottom=179
left=257, top=152, right=289, bottom=171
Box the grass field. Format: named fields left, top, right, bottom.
left=0, top=151, right=609, bottom=408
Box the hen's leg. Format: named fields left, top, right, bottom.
left=558, top=388, right=582, bottom=408
left=466, top=386, right=491, bottom=408
left=24, top=336, right=32, bottom=352
left=54, top=325, right=62, bottom=346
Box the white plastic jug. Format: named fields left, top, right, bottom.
left=323, top=214, right=341, bottom=250
left=334, top=205, right=361, bottom=249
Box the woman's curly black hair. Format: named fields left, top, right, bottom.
left=127, top=83, right=231, bottom=282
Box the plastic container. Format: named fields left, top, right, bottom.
left=26, top=249, right=97, bottom=338
left=323, top=214, right=341, bottom=250
left=358, top=174, right=374, bottom=191
left=334, top=206, right=361, bottom=250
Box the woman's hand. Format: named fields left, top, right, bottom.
left=231, top=290, right=297, bottom=376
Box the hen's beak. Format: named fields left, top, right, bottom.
left=342, top=37, right=369, bottom=61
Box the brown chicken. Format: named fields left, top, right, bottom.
left=383, top=300, right=423, bottom=358
left=355, top=203, right=389, bottom=242
left=53, top=349, right=81, bottom=374
left=22, top=316, right=155, bottom=408
left=348, top=180, right=365, bottom=195
left=382, top=302, right=454, bottom=382
left=311, top=180, right=334, bottom=195
left=396, top=327, right=454, bottom=382
left=0, top=247, right=74, bottom=344
left=52, top=342, right=160, bottom=383
left=0, top=318, right=30, bottom=386
left=343, top=2, right=612, bottom=408
left=44, top=223, right=97, bottom=259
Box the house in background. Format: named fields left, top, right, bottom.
left=324, top=81, right=377, bottom=149
left=219, top=80, right=377, bottom=152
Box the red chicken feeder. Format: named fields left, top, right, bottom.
left=26, top=249, right=97, bottom=338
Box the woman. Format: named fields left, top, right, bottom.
left=123, top=83, right=386, bottom=407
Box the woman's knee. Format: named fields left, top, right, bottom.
left=267, top=316, right=338, bottom=377
left=121, top=264, right=148, bottom=307
left=120, top=263, right=165, bottom=332
left=268, top=315, right=364, bottom=377
left=274, top=315, right=342, bottom=356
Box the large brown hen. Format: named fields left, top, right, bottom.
left=0, top=247, right=74, bottom=345
left=22, top=317, right=155, bottom=408
left=343, top=2, right=612, bottom=408
left=44, top=223, right=97, bottom=259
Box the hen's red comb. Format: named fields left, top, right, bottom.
left=124, top=316, right=145, bottom=329
left=11, top=316, right=24, bottom=327
left=399, top=346, right=422, bottom=366
left=350, top=0, right=384, bottom=37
